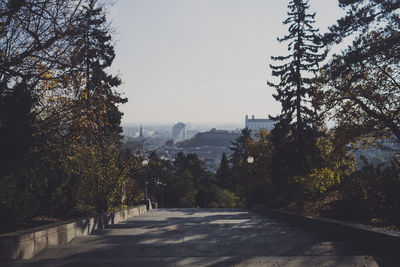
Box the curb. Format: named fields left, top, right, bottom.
left=251, top=204, right=400, bottom=257
left=0, top=204, right=147, bottom=261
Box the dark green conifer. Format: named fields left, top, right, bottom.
left=70, top=0, right=126, bottom=144
left=216, top=152, right=230, bottom=189
left=229, top=128, right=252, bottom=192
left=268, top=0, right=326, bottom=193
left=268, top=0, right=326, bottom=131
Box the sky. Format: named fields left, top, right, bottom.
left=109, top=0, right=344, bottom=126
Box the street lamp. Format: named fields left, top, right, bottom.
left=142, top=159, right=149, bottom=208
left=156, top=178, right=167, bottom=208
left=159, top=156, right=169, bottom=208
left=247, top=156, right=254, bottom=209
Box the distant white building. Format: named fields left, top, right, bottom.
left=245, top=115, right=274, bottom=133
left=172, top=122, right=187, bottom=143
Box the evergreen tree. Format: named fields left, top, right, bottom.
left=268, top=0, right=326, bottom=131
left=0, top=82, right=36, bottom=177
left=216, top=152, right=230, bottom=189
left=230, top=128, right=252, bottom=164
left=325, top=0, right=400, bottom=46
left=268, top=0, right=326, bottom=180
left=173, top=152, right=187, bottom=176
left=64, top=0, right=128, bottom=213
left=70, top=0, right=126, bottom=145
left=229, top=128, right=252, bottom=192
left=0, top=82, right=38, bottom=229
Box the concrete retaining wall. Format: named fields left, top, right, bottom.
left=0, top=204, right=147, bottom=261
left=251, top=204, right=400, bottom=256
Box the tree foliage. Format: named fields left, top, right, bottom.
left=216, top=153, right=230, bottom=189
left=268, top=0, right=326, bottom=130
left=319, top=0, right=400, bottom=143
left=252, top=0, right=400, bottom=226
left=0, top=0, right=136, bottom=233
left=266, top=0, right=327, bottom=196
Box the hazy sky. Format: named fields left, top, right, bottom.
left=110, top=0, right=344, bottom=125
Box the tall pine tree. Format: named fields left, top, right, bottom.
left=216, top=152, right=231, bottom=189
left=268, top=0, right=326, bottom=191
left=70, top=0, right=126, bottom=145
left=229, top=128, right=252, bottom=193
left=268, top=0, right=326, bottom=131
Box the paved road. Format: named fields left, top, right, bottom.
left=5, top=209, right=395, bottom=266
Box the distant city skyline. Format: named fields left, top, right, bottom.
left=122, top=121, right=243, bottom=131
left=110, top=0, right=344, bottom=125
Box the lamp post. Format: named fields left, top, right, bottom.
left=141, top=159, right=149, bottom=208
left=159, top=156, right=168, bottom=208
left=247, top=156, right=254, bottom=209
left=156, top=179, right=167, bottom=208
left=162, top=181, right=167, bottom=208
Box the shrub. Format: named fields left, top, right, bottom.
left=339, top=159, right=400, bottom=222
left=217, top=189, right=244, bottom=208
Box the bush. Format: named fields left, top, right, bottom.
left=217, top=189, right=244, bottom=208
left=68, top=204, right=96, bottom=218
left=339, top=159, right=400, bottom=222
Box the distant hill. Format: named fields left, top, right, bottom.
left=177, top=129, right=240, bottom=148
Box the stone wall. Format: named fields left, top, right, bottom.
left=251, top=204, right=400, bottom=257
left=0, top=204, right=147, bottom=261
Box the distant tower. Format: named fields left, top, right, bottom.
left=172, top=122, right=186, bottom=143
left=139, top=125, right=143, bottom=138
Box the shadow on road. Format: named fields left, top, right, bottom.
left=4, top=209, right=400, bottom=267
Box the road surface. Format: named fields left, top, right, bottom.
left=6, top=208, right=394, bottom=266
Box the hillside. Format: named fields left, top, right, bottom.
left=177, top=129, right=240, bottom=148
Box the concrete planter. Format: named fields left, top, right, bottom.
left=251, top=204, right=400, bottom=257
left=0, top=204, right=147, bottom=261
